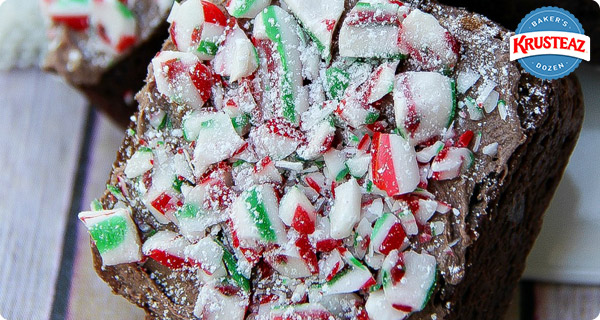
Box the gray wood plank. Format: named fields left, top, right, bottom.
left=534, top=283, right=600, bottom=320
left=0, top=70, right=88, bottom=320
left=66, top=111, right=146, bottom=319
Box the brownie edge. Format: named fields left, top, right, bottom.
left=423, top=74, right=584, bottom=320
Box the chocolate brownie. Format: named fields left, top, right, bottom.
left=78, top=0, right=584, bottom=319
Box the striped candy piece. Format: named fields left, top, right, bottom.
left=230, top=184, right=286, bottom=248
left=167, top=0, right=228, bottom=59
left=279, top=186, right=316, bottom=234
left=79, top=208, right=142, bottom=266
left=370, top=132, right=420, bottom=196
left=254, top=5, right=308, bottom=125
left=142, top=230, right=191, bottom=269
left=226, top=0, right=270, bottom=19
left=152, top=51, right=215, bottom=108
left=282, top=0, right=345, bottom=61
left=394, top=72, right=455, bottom=145
left=339, top=1, right=408, bottom=59
left=44, top=0, right=91, bottom=31
left=91, top=0, right=137, bottom=52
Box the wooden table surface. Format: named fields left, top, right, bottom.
left=0, top=69, right=598, bottom=320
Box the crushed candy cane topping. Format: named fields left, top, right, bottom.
left=81, top=1, right=512, bottom=319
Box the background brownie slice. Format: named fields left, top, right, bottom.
left=42, top=0, right=173, bottom=127
left=80, top=0, right=584, bottom=319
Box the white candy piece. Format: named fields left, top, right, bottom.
left=394, top=72, right=454, bottom=145
left=194, top=284, right=248, bottom=320
left=365, top=251, right=385, bottom=270
left=430, top=221, right=445, bottom=236
left=173, top=152, right=194, bottom=182
left=275, top=160, right=304, bottom=172
left=354, top=217, right=373, bottom=259
left=270, top=303, right=333, bottom=319
left=301, top=100, right=335, bottom=131
left=416, top=141, right=444, bottom=163
left=329, top=178, right=362, bottom=239
left=91, top=0, right=136, bottom=52
left=322, top=249, right=375, bottom=295
left=431, top=147, right=474, bottom=180
left=456, top=70, right=480, bottom=94
left=184, top=237, right=227, bottom=277
left=252, top=157, right=283, bottom=185
left=265, top=243, right=313, bottom=278
left=174, top=194, right=226, bottom=241
left=397, top=209, right=418, bottom=235
left=335, top=91, right=380, bottom=128
left=182, top=111, right=205, bottom=141
left=465, top=97, right=484, bottom=121
left=78, top=208, right=142, bottom=266
left=124, top=147, right=154, bottom=179
left=477, top=80, right=497, bottom=106
left=400, top=9, right=458, bottom=69
left=316, top=293, right=364, bottom=318
left=143, top=190, right=180, bottom=224
left=282, top=0, right=345, bottom=60
left=152, top=51, right=211, bottom=108
left=345, top=152, right=371, bottom=179
left=483, top=90, right=500, bottom=113
left=363, top=198, right=384, bottom=223
left=296, top=120, right=335, bottom=160
left=213, top=25, right=258, bottom=82
left=251, top=120, right=303, bottom=160
left=482, top=142, right=499, bottom=156
left=366, top=61, right=399, bottom=104
left=414, top=199, right=438, bottom=225
left=366, top=290, right=409, bottom=320
left=324, top=149, right=347, bottom=182
left=319, top=249, right=345, bottom=281
left=339, top=1, right=405, bottom=58
left=192, top=112, right=245, bottom=175
left=226, top=0, right=270, bottom=18
left=383, top=250, right=437, bottom=313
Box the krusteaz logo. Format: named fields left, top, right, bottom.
left=509, top=7, right=591, bottom=80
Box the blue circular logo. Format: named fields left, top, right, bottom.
left=513, top=7, right=586, bottom=80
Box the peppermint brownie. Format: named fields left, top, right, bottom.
left=78, top=0, right=584, bottom=319
left=41, top=0, right=174, bottom=126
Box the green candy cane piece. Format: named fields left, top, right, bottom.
left=231, top=0, right=258, bottom=17
left=175, top=203, right=203, bottom=220
left=448, top=79, right=457, bottom=127
left=116, top=1, right=134, bottom=19
left=326, top=67, right=350, bottom=100
left=217, top=240, right=251, bottom=292
left=89, top=216, right=128, bottom=254
left=245, top=188, right=277, bottom=242
left=262, top=6, right=303, bottom=124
